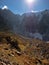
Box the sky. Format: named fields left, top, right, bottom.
left=0, top=0, right=49, bottom=14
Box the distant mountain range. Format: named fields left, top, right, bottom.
left=0, top=8, right=49, bottom=41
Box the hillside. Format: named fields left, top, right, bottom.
left=0, top=32, right=49, bottom=65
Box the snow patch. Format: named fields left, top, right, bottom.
left=31, top=10, right=38, bottom=13
left=2, top=5, right=8, bottom=10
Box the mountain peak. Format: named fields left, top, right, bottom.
left=2, top=5, right=8, bottom=10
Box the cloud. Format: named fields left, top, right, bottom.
left=2, top=5, right=8, bottom=10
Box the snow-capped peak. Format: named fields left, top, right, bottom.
left=2, top=5, right=8, bottom=10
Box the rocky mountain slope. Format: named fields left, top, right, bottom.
left=0, top=32, right=49, bottom=65
left=0, top=8, right=49, bottom=40
left=0, top=8, right=20, bottom=33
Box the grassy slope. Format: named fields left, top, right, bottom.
left=0, top=32, right=49, bottom=65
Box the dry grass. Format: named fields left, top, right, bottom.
left=0, top=32, right=49, bottom=65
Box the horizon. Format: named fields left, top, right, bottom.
left=0, top=0, right=49, bottom=14
left=0, top=5, right=49, bottom=15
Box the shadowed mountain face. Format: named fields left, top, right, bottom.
left=0, top=9, right=20, bottom=33
left=21, top=13, right=38, bottom=33
left=0, top=8, right=49, bottom=41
